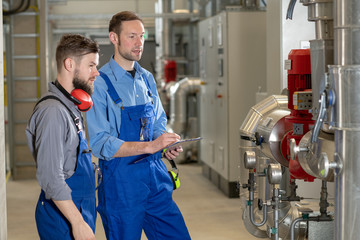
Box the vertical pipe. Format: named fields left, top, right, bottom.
left=273, top=187, right=280, bottom=240
left=211, top=0, right=217, bottom=16
left=258, top=156, right=272, bottom=202
left=188, top=0, right=198, bottom=76
left=39, top=0, right=49, bottom=95
left=0, top=1, right=8, bottom=239
left=163, top=0, right=174, bottom=58
left=168, top=78, right=202, bottom=136
left=332, top=0, right=360, bottom=239
left=290, top=218, right=305, bottom=240
left=334, top=126, right=360, bottom=239
left=334, top=0, right=360, bottom=65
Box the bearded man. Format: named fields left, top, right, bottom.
left=26, top=34, right=99, bottom=240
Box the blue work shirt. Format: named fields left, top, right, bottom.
left=86, top=57, right=167, bottom=160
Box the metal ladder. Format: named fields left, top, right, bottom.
left=6, top=5, right=41, bottom=179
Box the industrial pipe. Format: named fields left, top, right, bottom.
left=168, top=77, right=202, bottom=136
left=290, top=215, right=333, bottom=240
left=272, top=187, right=280, bottom=240
left=331, top=0, right=360, bottom=238
left=290, top=217, right=306, bottom=240
left=247, top=169, right=268, bottom=227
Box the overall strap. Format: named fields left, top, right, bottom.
left=36, top=95, right=81, bottom=133
left=99, top=71, right=123, bottom=105
left=141, top=73, right=153, bottom=98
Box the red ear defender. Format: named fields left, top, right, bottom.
left=71, top=89, right=93, bottom=112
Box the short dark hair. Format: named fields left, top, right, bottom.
left=56, top=34, right=99, bottom=71
left=109, top=11, right=143, bottom=35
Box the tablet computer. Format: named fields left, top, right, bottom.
left=163, top=137, right=202, bottom=153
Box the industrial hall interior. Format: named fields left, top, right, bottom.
left=1, top=0, right=358, bottom=239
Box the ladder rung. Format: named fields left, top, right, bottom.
left=14, top=120, right=31, bottom=125
left=14, top=76, right=40, bottom=81
left=15, top=162, right=36, bottom=167
left=14, top=98, right=39, bottom=103
left=14, top=12, right=39, bottom=16
left=13, top=120, right=28, bottom=124
left=12, top=33, right=39, bottom=38
left=13, top=55, right=39, bottom=60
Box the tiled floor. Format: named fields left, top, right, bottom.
left=6, top=163, right=259, bottom=240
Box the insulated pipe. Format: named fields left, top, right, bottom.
left=290, top=215, right=333, bottom=240
left=168, top=78, right=202, bottom=136
left=239, top=95, right=289, bottom=138
left=334, top=0, right=360, bottom=65
left=331, top=0, right=360, bottom=239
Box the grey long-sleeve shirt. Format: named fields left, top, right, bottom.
left=26, top=82, right=85, bottom=201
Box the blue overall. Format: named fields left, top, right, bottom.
left=97, top=72, right=191, bottom=240
left=35, top=97, right=96, bottom=240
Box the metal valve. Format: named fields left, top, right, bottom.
left=289, top=138, right=308, bottom=160
left=319, top=152, right=343, bottom=178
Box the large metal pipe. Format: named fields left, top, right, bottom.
left=239, top=95, right=289, bottom=138
left=334, top=0, right=360, bottom=65
left=331, top=66, right=360, bottom=239
left=331, top=0, right=360, bottom=238
left=240, top=95, right=291, bottom=167
left=168, top=77, right=202, bottom=136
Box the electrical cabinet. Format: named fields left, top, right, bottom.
left=199, top=9, right=266, bottom=197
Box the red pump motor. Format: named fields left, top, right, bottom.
left=281, top=49, right=315, bottom=181
left=164, top=60, right=177, bottom=83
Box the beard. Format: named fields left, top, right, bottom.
left=73, top=70, right=94, bottom=95
left=117, top=41, right=142, bottom=62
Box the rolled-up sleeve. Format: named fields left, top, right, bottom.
left=86, top=78, right=124, bottom=160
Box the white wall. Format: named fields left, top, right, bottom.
left=266, top=0, right=315, bottom=95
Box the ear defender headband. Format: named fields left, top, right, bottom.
left=168, top=170, right=180, bottom=190
left=167, top=159, right=180, bottom=190
left=55, top=81, right=93, bottom=112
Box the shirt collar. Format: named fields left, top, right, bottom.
left=48, top=82, right=80, bottom=114
left=109, top=56, right=144, bottom=81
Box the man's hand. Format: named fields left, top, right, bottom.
left=164, top=146, right=183, bottom=160
left=53, top=199, right=95, bottom=240
left=72, top=219, right=95, bottom=240
left=152, top=132, right=181, bottom=153
left=114, top=132, right=182, bottom=158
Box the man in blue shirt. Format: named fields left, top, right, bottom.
left=86, top=11, right=191, bottom=240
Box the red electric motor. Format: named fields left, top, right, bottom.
left=164, top=60, right=177, bottom=83
left=281, top=49, right=315, bottom=181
